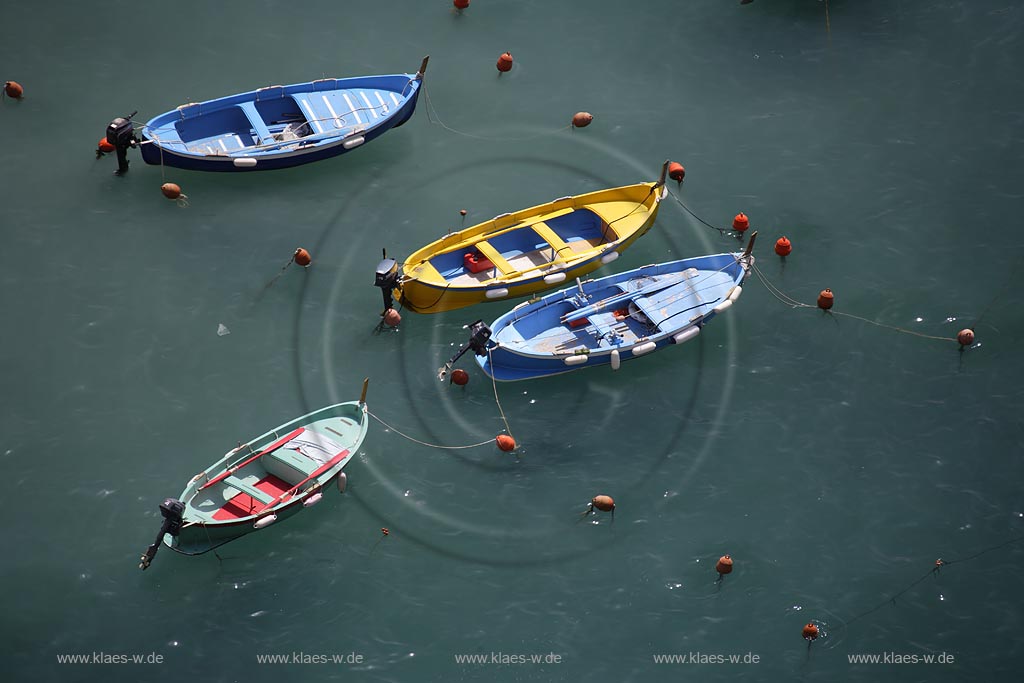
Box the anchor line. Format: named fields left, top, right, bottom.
left=366, top=410, right=496, bottom=450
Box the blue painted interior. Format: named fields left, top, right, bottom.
left=254, top=98, right=308, bottom=129
left=489, top=228, right=548, bottom=259
left=174, top=106, right=254, bottom=144
left=546, top=209, right=605, bottom=244
left=430, top=250, right=469, bottom=280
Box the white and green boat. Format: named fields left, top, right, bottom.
left=139, top=381, right=370, bottom=569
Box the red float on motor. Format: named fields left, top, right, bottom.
left=97, top=138, right=116, bottom=154
left=496, top=52, right=514, bottom=73
left=450, top=368, right=469, bottom=386
left=383, top=308, right=402, bottom=327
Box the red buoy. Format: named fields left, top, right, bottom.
left=294, top=248, right=312, bottom=267
left=497, top=52, right=514, bottom=73
left=957, top=328, right=974, bottom=346
left=454, top=0, right=470, bottom=9
left=668, top=162, right=685, bottom=185
left=715, top=555, right=733, bottom=575
left=383, top=308, right=402, bottom=328
left=3, top=81, right=24, bottom=99
left=381, top=527, right=390, bottom=536
left=160, top=183, right=182, bottom=200
left=496, top=434, right=516, bottom=451
left=572, top=112, right=593, bottom=128
left=732, top=213, right=750, bottom=232
left=802, top=623, right=819, bottom=641
left=450, top=368, right=469, bottom=386
left=97, top=138, right=116, bottom=154
left=817, top=288, right=834, bottom=310
left=591, top=495, right=615, bottom=512
left=774, top=236, right=792, bottom=257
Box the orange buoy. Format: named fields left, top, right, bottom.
left=957, top=328, right=974, bottom=346
left=450, top=368, right=469, bottom=386
left=591, top=495, right=615, bottom=512
left=572, top=112, right=593, bottom=128
left=774, top=236, right=792, bottom=257
left=732, top=213, right=750, bottom=232
left=668, top=162, right=685, bottom=185
left=160, top=183, right=182, bottom=200
left=715, top=555, right=733, bottom=575
left=97, top=138, right=116, bottom=154
left=496, top=52, right=514, bottom=73
left=4, top=81, right=24, bottom=99
left=802, top=623, right=819, bottom=641
left=383, top=308, right=402, bottom=328
left=381, top=527, right=390, bottom=536
left=496, top=434, right=516, bottom=452
left=454, top=0, right=470, bottom=8
left=817, top=288, right=834, bottom=310
left=293, top=248, right=312, bottom=267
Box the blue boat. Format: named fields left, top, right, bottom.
left=451, top=236, right=755, bottom=382
left=112, top=57, right=427, bottom=172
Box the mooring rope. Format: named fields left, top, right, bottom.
left=666, top=189, right=739, bottom=238
left=367, top=410, right=496, bottom=450
left=750, top=260, right=958, bottom=343
left=423, top=85, right=571, bottom=142
left=486, top=347, right=514, bottom=439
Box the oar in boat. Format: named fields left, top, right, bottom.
left=561, top=271, right=692, bottom=324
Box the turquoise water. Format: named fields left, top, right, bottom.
left=3, top=0, right=1024, bottom=680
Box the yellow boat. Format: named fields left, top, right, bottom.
left=374, top=162, right=670, bottom=314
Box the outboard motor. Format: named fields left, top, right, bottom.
left=139, top=498, right=185, bottom=570
left=438, top=320, right=492, bottom=380
left=374, top=249, right=400, bottom=314
left=105, top=111, right=138, bottom=175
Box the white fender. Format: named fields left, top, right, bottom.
left=303, top=492, right=323, bottom=508
left=336, top=471, right=348, bottom=494
left=712, top=299, right=733, bottom=314
left=610, top=349, right=621, bottom=370
left=543, top=272, right=566, bottom=285
left=254, top=514, right=278, bottom=529
left=485, top=288, right=509, bottom=299
left=673, top=326, right=700, bottom=345
left=600, top=251, right=619, bottom=265
left=631, top=341, right=657, bottom=356
left=343, top=136, right=365, bottom=149
left=728, top=285, right=743, bottom=302
left=233, top=158, right=257, bottom=168
left=563, top=354, right=588, bottom=366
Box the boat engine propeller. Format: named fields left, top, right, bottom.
left=437, top=319, right=492, bottom=380
left=138, top=498, right=185, bottom=570
left=105, top=111, right=138, bottom=176
left=373, top=249, right=400, bottom=328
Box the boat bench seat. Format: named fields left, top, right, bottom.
left=236, top=102, right=275, bottom=144
left=223, top=475, right=275, bottom=504
left=529, top=222, right=572, bottom=258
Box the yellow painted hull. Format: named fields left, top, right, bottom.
left=397, top=179, right=667, bottom=314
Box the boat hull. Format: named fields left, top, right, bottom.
left=396, top=181, right=666, bottom=314
left=138, top=72, right=422, bottom=172
left=475, top=252, right=750, bottom=381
